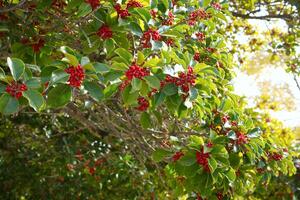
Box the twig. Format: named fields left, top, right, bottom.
left=0, top=0, right=27, bottom=13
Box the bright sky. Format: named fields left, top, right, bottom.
left=232, top=18, right=300, bottom=128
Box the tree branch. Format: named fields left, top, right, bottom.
left=0, top=0, right=27, bottom=13
left=232, top=12, right=293, bottom=20
left=293, top=74, right=300, bottom=93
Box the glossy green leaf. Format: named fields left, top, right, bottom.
left=47, top=84, right=72, bottom=108
left=0, top=93, right=19, bottom=114
left=7, top=57, right=25, bottom=81
left=83, top=81, right=104, bottom=102
left=23, top=90, right=45, bottom=112
left=144, top=76, right=160, bottom=89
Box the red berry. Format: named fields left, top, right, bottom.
left=194, top=52, right=201, bottom=61
left=196, top=147, right=210, bottom=172
left=85, top=0, right=100, bottom=10
left=5, top=82, right=28, bottom=99
left=114, top=4, right=130, bottom=19
left=141, top=28, right=161, bottom=48
left=97, top=25, right=113, bottom=40
left=196, top=32, right=205, bottom=42
left=136, top=97, right=149, bottom=111
left=126, top=0, right=143, bottom=8
left=32, top=39, right=45, bottom=53
left=150, top=9, right=157, bottom=18
left=89, top=167, right=96, bottom=175
left=162, top=11, right=174, bottom=26
left=236, top=132, right=248, bottom=145
left=65, top=65, right=85, bottom=87
left=172, top=151, right=184, bottom=162
left=211, top=2, right=222, bottom=10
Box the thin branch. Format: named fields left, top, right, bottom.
left=293, top=74, right=300, bottom=92
left=0, top=0, right=27, bottom=13
left=232, top=12, right=294, bottom=20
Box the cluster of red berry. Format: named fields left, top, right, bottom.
left=211, top=2, right=222, bottom=10
left=65, top=65, right=85, bottom=87
left=126, top=0, right=143, bottom=8
left=141, top=28, right=161, bottom=48
left=194, top=52, right=201, bottom=62
left=150, top=9, right=157, bottom=18
left=188, top=9, right=210, bottom=26
left=136, top=97, right=149, bottom=111
left=162, top=11, right=174, bottom=26
left=85, top=0, right=100, bottom=10
left=236, top=132, right=248, bottom=145
left=120, top=64, right=150, bottom=90
left=114, top=0, right=142, bottom=19
left=269, top=152, right=283, bottom=161
left=172, top=151, right=184, bottom=162
left=125, top=64, right=150, bottom=80
left=97, top=25, right=113, bottom=40
left=114, top=4, right=130, bottom=18
left=32, top=39, right=45, bottom=53
left=217, top=192, right=224, bottom=200
left=6, top=82, right=27, bottom=99
left=196, top=147, right=210, bottom=172
left=206, top=141, right=213, bottom=148
left=165, top=38, right=175, bottom=47
left=196, top=32, right=205, bottom=42
left=164, top=66, right=196, bottom=93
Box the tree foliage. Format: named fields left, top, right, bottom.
left=0, top=0, right=299, bottom=199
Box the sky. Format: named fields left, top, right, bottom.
left=232, top=18, right=300, bottom=128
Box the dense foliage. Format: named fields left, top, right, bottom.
left=0, top=0, right=299, bottom=199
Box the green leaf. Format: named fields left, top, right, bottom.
left=111, top=62, right=128, bottom=71
left=104, top=39, right=115, bottom=54
left=153, top=92, right=165, bottom=107
left=137, top=51, right=145, bottom=65
left=7, top=57, right=25, bottom=81
left=0, top=93, right=19, bottom=114
left=131, top=78, right=142, bottom=92
left=47, top=84, right=72, bottom=108
left=152, top=149, right=172, bottom=162
left=219, top=98, right=232, bottom=111
left=94, top=63, right=110, bottom=73
left=80, top=56, right=90, bottom=66
left=143, top=76, right=160, bottom=89
left=0, top=67, right=6, bottom=80
left=140, top=112, right=151, bottom=129
left=122, top=86, right=139, bottom=106
left=208, top=157, right=218, bottom=173
left=178, top=152, right=196, bottom=166
left=161, top=0, right=169, bottom=9
left=25, top=78, right=41, bottom=89
left=247, top=127, right=262, bottom=138
left=115, top=48, right=133, bottom=64
left=63, top=53, right=79, bottom=66
left=128, top=22, right=143, bottom=37
left=77, top=2, right=92, bottom=17
left=144, top=57, right=161, bottom=67
left=49, top=69, right=70, bottom=86
left=189, top=135, right=204, bottom=147
left=224, top=168, right=236, bottom=182
left=83, top=81, right=104, bottom=102
left=203, top=0, right=212, bottom=7
left=135, top=8, right=151, bottom=23
left=23, top=90, right=45, bottom=112
left=162, top=83, right=177, bottom=96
